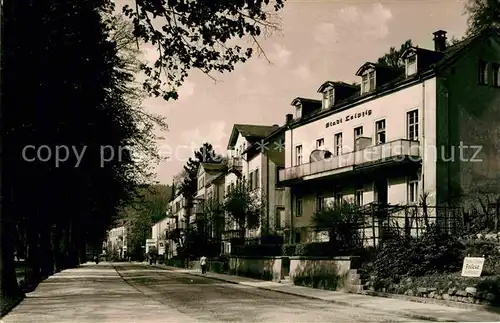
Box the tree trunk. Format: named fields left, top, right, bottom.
left=52, top=224, right=63, bottom=273
left=0, top=217, right=22, bottom=299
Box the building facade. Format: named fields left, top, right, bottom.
left=279, top=29, right=500, bottom=243
left=107, top=225, right=128, bottom=259
left=225, top=124, right=291, bottom=243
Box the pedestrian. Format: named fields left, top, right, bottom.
left=200, top=255, right=207, bottom=274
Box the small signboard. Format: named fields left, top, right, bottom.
left=461, top=257, right=485, bottom=277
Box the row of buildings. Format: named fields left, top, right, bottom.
left=149, top=28, right=500, bottom=257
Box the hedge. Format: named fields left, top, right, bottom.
left=282, top=242, right=365, bottom=257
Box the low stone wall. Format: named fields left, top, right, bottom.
left=229, top=256, right=282, bottom=281
left=288, top=256, right=358, bottom=281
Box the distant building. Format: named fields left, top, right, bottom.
left=107, top=224, right=128, bottom=259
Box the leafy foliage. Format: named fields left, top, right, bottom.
left=123, top=0, right=285, bottom=100
left=377, top=39, right=413, bottom=69
left=465, top=0, right=500, bottom=36
left=371, top=224, right=465, bottom=281
left=311, top=199, right=365, bottom=250
left=223, top=180, right=267, bottom=240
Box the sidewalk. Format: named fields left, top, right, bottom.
left=2, top=262, right=197, bottom=323
left=155, top=264, right=500, bottom=322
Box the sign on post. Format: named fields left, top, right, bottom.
left=461, top=257, right=485, bottom=277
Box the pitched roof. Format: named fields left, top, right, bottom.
left=227, top=124, right=280, bottom=149
left=289, top=27, right=500, bottom=129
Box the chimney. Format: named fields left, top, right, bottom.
left=433, top=30, right=447, bottom=52
left=285, top=114, right=293, bottom=124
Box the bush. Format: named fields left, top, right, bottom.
left=463, top=239, right=500, bottom=276
left=371, top=224, right=465, bottom=281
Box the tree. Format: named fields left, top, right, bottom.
left=223, top=180, right=266, bottom=241
left=377, top=39, right=413, bottom=69
left=120, top=184, right=172, bottom=260
left=123, top=0, right=285, bottom=100
left=311, top=199, right=365, bottom=250
left=464, top=0, right=500, bottom=36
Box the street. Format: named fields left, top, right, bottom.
left=3, top=262, right=425, bottom=323
left=115, top=263, right=421, bottom=322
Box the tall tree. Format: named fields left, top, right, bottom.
left=465, top=0, right=500, bottom=35
left=124, top=0, right=285, bottom=100
left=377, top=40, right=413, bottom=69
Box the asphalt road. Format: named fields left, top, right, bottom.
left=114, top=263, right=424, bottom=323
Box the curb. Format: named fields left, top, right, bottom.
left=360, top=290, right=500, bottom=314
left=150, top=264, right=449, bottom=322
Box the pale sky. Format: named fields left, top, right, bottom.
left=115, top=0, right=469, bottom=184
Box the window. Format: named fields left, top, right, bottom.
left=355, top=189, right=363, bottom=206
left=369, top=71, right=375, bottom=90
left=295, top=198, right=302, bottom=217
left=362, top=74, right=369, bottom=94
left=493, top=63, right=500, bottom=87
left=407, top=110, right=419, bottom=141
left=322, top=88, right=334, bottom=109
left=276, top=166, right=284, bottom=185
left=295, top=145, right=303, bottom=165
left=375, top=119, right=386, bottom=144
left=354, top=126, right=363, bottom=150
left=406, top=55, right=417, bottom=76
left=275, top=207, right=285, bottom=230
left=334, top=193, right=343, bottom=206
left=334, top=133, right=343, bottom=156
left=407, top=175, right=419, bottom=203
left=316, top=138, right=324, bottom=149
left=316, top=195, right=324, bottom=212
left=254, top=168, right=260, bottom=189
left=249, top=171, right=253, bottom=190
left=296, top=106, right=302, bottom=119
left=478, top=60, right=488, bottom=85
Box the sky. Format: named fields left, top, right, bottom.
left=115, top=0, right=470, bottom=185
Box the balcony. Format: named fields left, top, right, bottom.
left=228, top=156, right=243, bottom=176
left=279, top=139, right=421, bottom=184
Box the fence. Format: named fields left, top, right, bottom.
left=356, top=201, right=500, bottom=247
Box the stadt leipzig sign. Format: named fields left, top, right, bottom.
left=325, top=109, right=372, bottom=128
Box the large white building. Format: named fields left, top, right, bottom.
left=107, top=225, right=128, bottom=258
left=279, top=29, right=500, bottom=243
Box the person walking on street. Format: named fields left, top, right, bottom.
left=200, top=255, right=207, bottom=274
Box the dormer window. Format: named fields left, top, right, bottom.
left=295, top=104, right=302, bottom=119
left=361, top=70, right=375, bottom=94
left=322, top=88, right=334, bottom=109
left=406, top=54, right=417, bottom=76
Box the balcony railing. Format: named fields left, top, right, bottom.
left=279, top=139, right=420, bottom=183
left=228, top=156, right=243, bottom=171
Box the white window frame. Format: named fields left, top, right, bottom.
left=316, top=138, right=324, bottom=149
left=361, top=74, right=369, bottom=94
left=368, top=71, right=375, bottom=91
left=375, top=119, right=386, bottom=144
left=295, top=145, right=303, bottom=165
left=275, top=207, right=285, bottom=230
left=334, top=133, right=342, bottom=156
left=407, top=110, right=419, bottom=141
left=406, top=54, right=417, bottom=76
left=328, top=88, right=334, bottom=107
left=296, top=106, right=302, bottom=119
left=407, top=176, right=419, bottom=204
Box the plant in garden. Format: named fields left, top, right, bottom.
left=223, top=181, right=266, bottom=241
left=311, top=199, right=365, bottom=250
